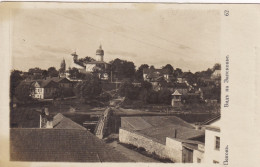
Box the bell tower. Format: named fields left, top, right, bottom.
left=96, top=45, right=104, bottom=61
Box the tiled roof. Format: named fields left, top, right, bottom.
left=139, top=124, right=204, bottom=144
left=121, top=117, right=152, bottom=131
left=53, top=113, right=86, bottom=130
left=172, top=90, right=182, bottom=96
left=121, top=116, right=204, bottom=144
left=10, top=110, right=41, bottom=128
left=10, top=128, right=132, bottom=162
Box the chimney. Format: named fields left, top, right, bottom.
left=174, top=129, right=177, bottom=138
left=46, top=118, right=53, bottom=128
left=40, top=107, right=53, bottom=128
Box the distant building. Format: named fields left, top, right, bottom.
left=143, top=68, right=171, bottom=82
left=31, top=79, right=59, bottom=99
left=119, top=116, right=205, bottom=163
left=71, top=45, right=110, bottom=80
left=173, top=83, right=189, bottom=95
left=171, top=90, right=182, bottom=107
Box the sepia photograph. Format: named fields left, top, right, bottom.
left=7, top=3, right=223, bottom=163
left=1, top=2, right=260, bottom=167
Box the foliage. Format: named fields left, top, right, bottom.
left=47, top=67, right=59, bottom=77
left=118, top=80, right=139, bottom=100
left=158, top=88, right=172, bottom=104
left=14, top=83, right=33, bottom=103
left=173, top=68, right=183, bottom=77
left=162, top=64, right=174, bottom=74
left=135, top=64, right=149, bottom=81
left=74, top=76, right=102, bottom=100
left=68, top=67, right=92, bottom=80
left=109, top=58, right=136, bottom=80
left=78, top=56, right=96, bottom=63
left=213, top=63, right=221, bottom=71
left=10, top=70, right=24, bottom=99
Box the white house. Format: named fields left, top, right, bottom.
left=204, top=118, right=221, bottom=164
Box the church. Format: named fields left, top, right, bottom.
left=70, top=45, right=110, bottom=80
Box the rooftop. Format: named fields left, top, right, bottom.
left=10, top=128, right=132, bottom=162
left=121, top=116, right=204, bottom=144
left=52, top=113, right=86, bottom=130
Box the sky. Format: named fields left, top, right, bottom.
left=11, top=4, right=220, bottom=72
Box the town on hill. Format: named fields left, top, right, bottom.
left=10, top=44, right=221, bottom=163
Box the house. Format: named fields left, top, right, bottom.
left=171, top=90, right=182, bottom=107
left=49, top=77, right=73, bottom=88
left=10, top=111, right=132, bottom=162
left=71, top=45, right=110, bottom=80
left=10, top=128, right=132, bottom=162
left=31, top=79, right=59, bottom=99
left=143, top=68, right=171, bottom=82
left=203, top=117, right=221, bottom=164
left=119, top=116, right=205, bottom=163
left=173, top=83, right=189, bottom=95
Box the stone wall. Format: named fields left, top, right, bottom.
left=119, top=128, right=167, bottom=159
left=165, top=137, right=183, bottom=162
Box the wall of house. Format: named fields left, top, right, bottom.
left=33, top=88, right=44, bottom=99
left=204, top=129, right=220, bottom=163
left=119, top=128, right=167, bottom=159
left=193, top=149, right=204, bottom=163
left=165, top=137, right=183, bottom=162
left=44, top=88, right=57, bottom=99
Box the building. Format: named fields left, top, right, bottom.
left=71, top=45, right=110, bottom=80
left=49, top=77, right=73, bottom=88
left=171, top=90, right=182, bottom=107
left=204, top=117, right=221, bottom=164
left=172, top=83, right=189, bottom=95
left=143, top=68, right=171, bottom=82
left=119, top=116, right=205, bottom=163
left=10, top=112, right=132, bottom=162
left=10, top=128, right=132, bottom=162
left=31, top=79, right=59, bottom=99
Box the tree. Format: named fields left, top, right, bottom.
left=10, top=70, right=24, bottom=99
left=135, top=64, right=149, bottom=81
left=118, top=80, right=139, bottom=100
left=74, top=76, right=102, bottom=100
left=42, top=70, right=48, bottom=79
left=109, top=58, right=136, bottom=80
left=162, top=64, right=174, bottom=74
left=213, top=63, right=221, bottom=71
left=158, top=88, right=172, bottom=104
left=15, top=82, right=33, bottom=103
left=173, top=68, right=183, bottom=77
left=47, top=67, right=59, bottom=77
left=139, top=81, right=152, bottom=104
left=78, top=56, right=96, bottom=64
left=68, top=67, right=91, bottom=80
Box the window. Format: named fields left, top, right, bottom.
left=213, top=160, right=219, bottom=164
left=215, top=136, right=220, bottom=150
left=197, top=158, right=201, bottom=163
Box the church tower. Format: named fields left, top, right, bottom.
left=96, top=45, right=104, bottom=61
left=60, top=58, right=66, bottom=73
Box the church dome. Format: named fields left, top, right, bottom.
left=96, top=45, right=104, bottom=55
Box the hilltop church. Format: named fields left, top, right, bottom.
left=70, top=45, right=110, bottom=80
